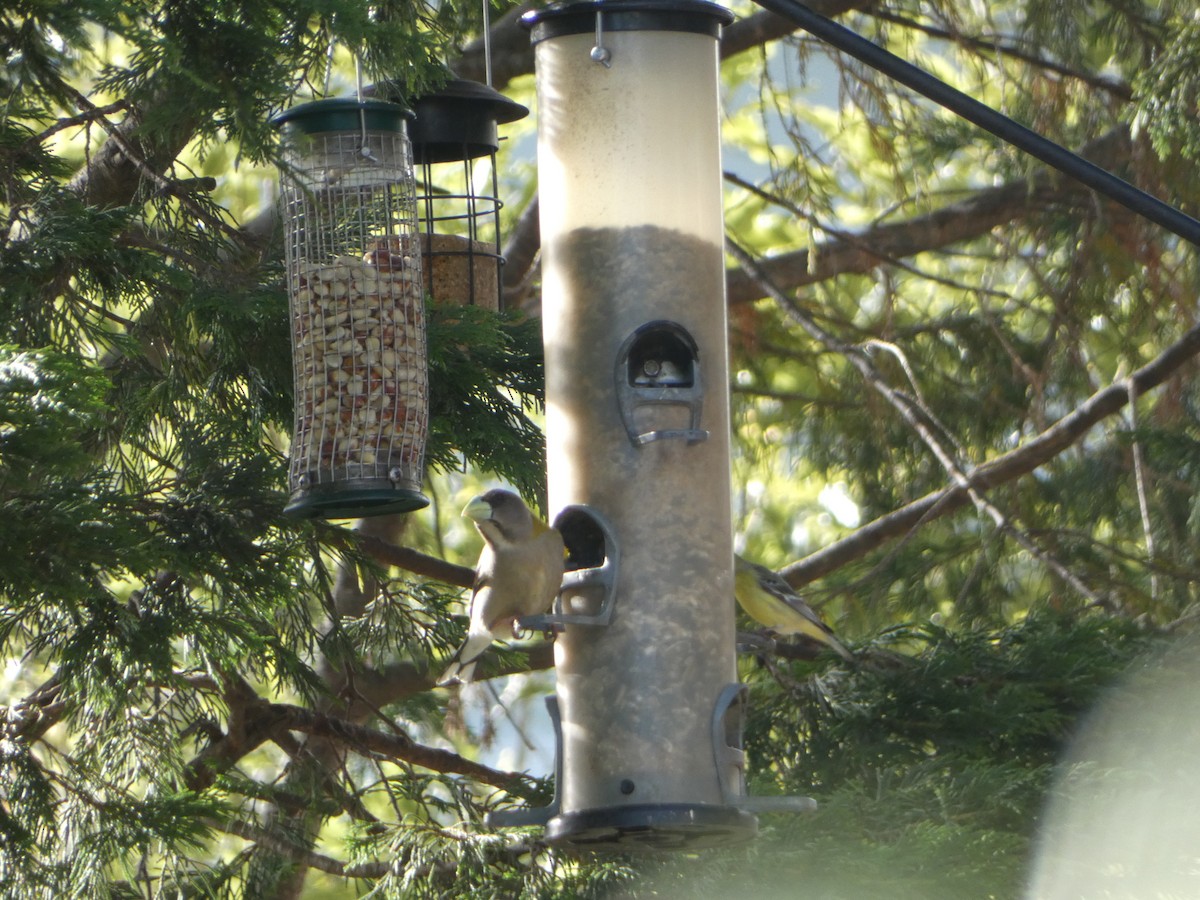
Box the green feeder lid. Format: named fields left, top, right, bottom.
left=285, top=480, right=430, bottom=520
left=270, top=97, right=415, bottom=135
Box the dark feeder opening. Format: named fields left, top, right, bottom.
left=373, top=79, right=529, bottom=310
left=271, top=98, right=430, bottom=519
left=516, top=505, right=620, bottom=636
left=625, top=323, right=696, bottom=388
left=616, top=320, right=709, bottom=446
left=559, top=506, right=608, bottom=571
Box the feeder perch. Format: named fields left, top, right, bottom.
left=519, top=0, right=777, bottom=852
left=374, top=78, right=529, bottom=309
left=518, top=505, right=621, bottom=634
left=272, top=98, right=430, bottom=519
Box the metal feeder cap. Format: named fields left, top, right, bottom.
left=522, top=0, right=734, bottom=42
left=270, top=97, right=415, bottom=135
left=376, top=79, right=529, bottom=164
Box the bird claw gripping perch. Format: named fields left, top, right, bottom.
left=513, top=617, right=561, bottom=640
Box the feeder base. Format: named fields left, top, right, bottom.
left=545, top=803, right=757, bottom=853
left=285, top=481, right=429, bottom=520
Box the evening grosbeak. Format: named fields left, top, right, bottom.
left=734, top=554, right=854, bottom=662
left=436, top=489, right=565, bottom=686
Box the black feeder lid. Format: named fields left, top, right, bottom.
left=374, top=79, right=529, bottom=164
left=545, top=803, right=758, bottom=853
left=522, top=0, right=734, bottom=42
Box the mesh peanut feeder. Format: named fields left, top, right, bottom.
left=272, top=98, right=430, bottom=518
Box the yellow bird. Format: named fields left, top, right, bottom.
left=437, top=489, right=565, bottom=686
left=733, top=554, right=854, bottom=662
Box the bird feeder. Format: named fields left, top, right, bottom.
left=513, top=0, right=766, bottom=851
left=375, top=79, right=529, bottom=310
left=272, top=98, right=430, bottom=518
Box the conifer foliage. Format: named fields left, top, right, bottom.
left=3, top=0, right=1200, bottom=897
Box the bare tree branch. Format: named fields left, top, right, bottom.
left=451, top=1, right=539, bottom=88
left=721, top=0, right=866, bottom=61
left=725, top=128, right=1133, bottom=305
left=450, top=0, right=871, bottom=91
left=268, top=702, right=535, bottom=795
left=354, top=534, right=475, bottom=588
left=870, top=9, right=1133, bottom=101
left=778, top=318, right=1200, bottom=588
left=211, top=816, right=392, bottom=879
left=730, top=239, right=1106, bottom=603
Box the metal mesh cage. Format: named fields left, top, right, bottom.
left=374, top=78, right=530, bottom=310
left=274, top=100, right=429, bottom=518
left=416, top=155, right=504, bottom=310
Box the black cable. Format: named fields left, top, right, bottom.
left=751, top=0, right=1200, bottom=247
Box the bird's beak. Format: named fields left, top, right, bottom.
left=462, top=495, right=493, bottom=522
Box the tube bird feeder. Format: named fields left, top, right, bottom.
left=520, top=0, right=758, bottom=850
left=272, top=98, right=430, bottom=519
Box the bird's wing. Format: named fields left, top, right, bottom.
left=765, top=590, right=834, bottom=642
left=478, top=528, right=565, bottom=625
left=527, top=527, right=566, bottom=614
left=737, top=562, right=854, bottom=660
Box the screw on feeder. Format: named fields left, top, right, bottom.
left=590, top=11, right=612, bottom=66
left=518, top=0, right=809, bottom=852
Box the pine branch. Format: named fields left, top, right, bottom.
left=6, top=677, right=67, bottom=744
left=65, top=87, right=203, bottom=210
left=338, top=641, right=556, bottom=722
left=210, top=816, right=392, bottom=879
left=265, top=702, right=535, bottom=796
left=725, top=128, right=1134, bottom=305
left=21, top=99, right=133, bottom=149
left=730, top=239, right=1105, bottom=603
left=731, top=0, right=872, bottom=54
left=869, top=9, right=1133, bottom=101
left=66, top=92, right=239, bottom=239
left=450, top=0, right=872, bottom=91
left=778, top=318, right=1200, bottom=588
left=183, top=684, right=292, bottom=793
left=181, top=678, right=538, bottom=807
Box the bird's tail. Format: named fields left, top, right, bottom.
left=436, top=633, right=492, bottom=686
left=824, top=632, right=856, bottom=664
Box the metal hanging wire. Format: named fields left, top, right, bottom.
left=482, top=0, right=493, bottom=87
left=752, top=0, right=1200, bottom=247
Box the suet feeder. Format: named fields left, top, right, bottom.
left=503, top=0, right=793, bottom=851
left=272, top=98, right=430, bottom=519
left=375, top=79, right=529, bottom=310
